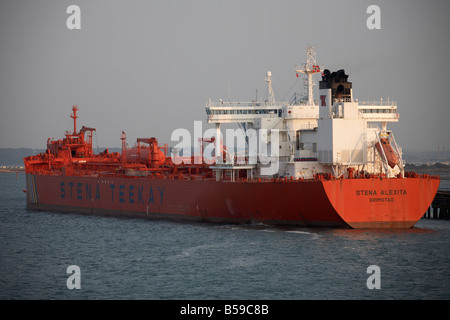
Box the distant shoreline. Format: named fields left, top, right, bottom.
left=0, top=168, right=24, bottom=173
left=404, top=163, right=450, bottom=174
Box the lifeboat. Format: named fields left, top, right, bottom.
left=375, top=137, right=398, bottom=168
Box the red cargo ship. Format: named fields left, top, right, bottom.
left=24, top=48, right=439, bottom=228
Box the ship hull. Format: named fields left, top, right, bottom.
left=25, top=173, right=440, bottom=228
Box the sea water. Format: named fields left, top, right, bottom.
left=1, top=172, right=449, bottom=300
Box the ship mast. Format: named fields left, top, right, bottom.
left=70, top=105, right=79, bottom=134
left=295, top=46, right=323, bottom=106
left=121, top=131, right=127, bottom=166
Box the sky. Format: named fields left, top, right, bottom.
left=0, top=0, right=449, bottom=152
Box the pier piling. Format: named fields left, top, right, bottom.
left=424, top=189, right=450, bottom=219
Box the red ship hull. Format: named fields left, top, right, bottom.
left=25, top=173, right=439, bottom=228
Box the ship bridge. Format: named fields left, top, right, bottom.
left=324, top=98, right=399, bottom=124
left=357, top=99, right=398, bottom=122
left=205, top=100, right=284, bottom=124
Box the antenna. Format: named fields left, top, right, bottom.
left=265, top=71, right=276, bottom=106
left=227, top=77, right=231, bottom=101
left=295, top=46, right=323, bottom=106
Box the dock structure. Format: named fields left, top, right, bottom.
left=424, top=189, right=450, bottom=219
left=0, top=166, right=25, bottom=173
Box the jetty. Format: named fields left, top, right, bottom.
left=424, top=189, right=450, bottom=220
left=0, top=166, right=25, bottom=173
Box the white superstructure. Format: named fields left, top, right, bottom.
left=205, top=47, right=404, bottom=180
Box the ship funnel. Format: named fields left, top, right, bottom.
left=319, top=69, right=353, bottom=118
left=336, top=84, right=344, bottom=100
